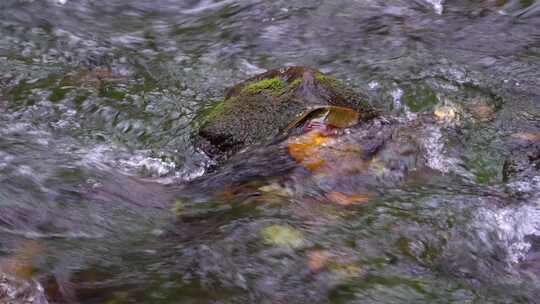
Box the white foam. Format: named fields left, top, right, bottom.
left=391, top=88, right=417, bottom=121
left=421, top=125, right=471, bottom=178
left=391, top=88, right=404, bottom=110
left=368, top=81, right=380, bottom=90
left=77, top=144, right=117, bottom=170
left=425, top=0, right=444, bottom=15
left=240, top=59, right=266, bottom=76
left=0, top=152, right=14, bottom=169
left=508, top=176, right=540, bottom=196
left=181, top=0, right=237, bottom=15
left=118, top=155, right=176, bottom=177
left=474, top=201, right=540, bottom=264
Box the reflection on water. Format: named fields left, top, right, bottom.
left=1, top=0, right=540, bottom=303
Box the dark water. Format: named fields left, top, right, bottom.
left=1, top=0, right=540, bottom=303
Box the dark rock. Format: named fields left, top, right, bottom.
left=194, top=66, right=377, bottom=158
left=502, top=134, right=540, bottom=183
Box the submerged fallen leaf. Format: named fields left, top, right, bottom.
left=434, top=106, right=457, bottom=122
left=261, top=225, right=304, bottom=248
left=329, top=262, right=363, bottom=278
left=307, top=249, right=364, bottom=278
left=510, top=132, right=540, bottom=142
left=61, top=67, right=126, bottom=90
left=0, top=240, right=44, bottom=279
left=469, top=103, right=495, bottom=121
left=307, top=250, right=330, bottom=271
left=370, top=157, right=387, bottom=175
left=326, top=191, right=371, bottom=206
left=288, top=131, right=330, bottom=171
left=288, top=130, right=368, bottom=175
left=258, top=182, right=293, bottom=197
left=172, top=198, right=186, bottom=215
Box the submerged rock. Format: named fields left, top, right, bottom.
left=194, top=66, right=377, bottom=157
left=503, top=133, right=540, bottom=183
left=0, top=274, right=48, bottom=304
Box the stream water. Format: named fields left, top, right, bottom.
left=1, top=0, right=540, bottom=303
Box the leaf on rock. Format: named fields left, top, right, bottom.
left=325, top=106, right=360, bottom=128
left=285, top=106, right=360, bottom=132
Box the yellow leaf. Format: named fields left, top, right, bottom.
left=325, top=106, right=360, bottom=128
left=329, top=262, right=363, bottom=278
left=434, top=106, right=457, bottom=121
left=285, top=106, right=359, bottom=132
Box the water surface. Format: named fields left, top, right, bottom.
left=1, top=0, right=540, bottom=303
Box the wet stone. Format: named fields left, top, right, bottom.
left=503, top=133, right=540, bottom=185
left=194, top=66, right=377, bottom=158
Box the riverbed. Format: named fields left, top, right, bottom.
left=1, top=0, right=540, bottom=303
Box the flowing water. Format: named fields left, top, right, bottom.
left=1, top=0, right=540, bottom=303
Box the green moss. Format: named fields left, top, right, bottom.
left=315, top=72, right=345, bottom=89
left=402, top=83, right=439, bottom=112
left=74, top=93, right=89, bottom=105
left=397, top=237, right=414, bottom=258
left=521, top=0, right=535, bottom=7
left=289, top=78, right=303, bottom=89
left=195, top=98, right=228, bottom=128
left=8, top=80, right=31, bottom=101
left=242, top=77, right=286, bottom=95
left=172, top=198, right=186, bottom=215
left=465, top=154, right=502, bottom=184
left=315, top=72, right=376, bottom=119
left=34, top=74, right=61, bottom=89
left=99, top=85, right=126, bottom=100
left=206, top=99, right=226, bottom=119
left=49, top=87, right=69, bottom=102
left=7, top=74, right=65, bottom=102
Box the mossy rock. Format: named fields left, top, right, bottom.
left=194, top=66, right=377, bottom=157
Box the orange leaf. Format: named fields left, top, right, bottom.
left=0, top=240, right=44, bottom=278
left=469, top=104, right=495, bottom=121
left=288, top=131, right=330, bottom=171
left=510, top=132, right=540, bottom=142
left=326, top=191, right=371, bottom=206
left=308, top=250, right=330, bottom=271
